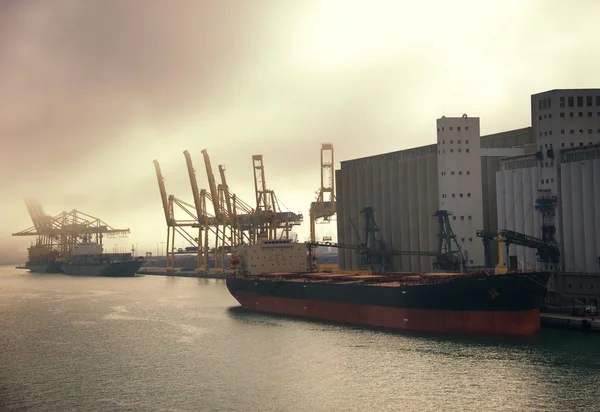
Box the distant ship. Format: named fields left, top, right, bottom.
left=24, top=244, right=62, bottom=273
left=59, top=237, right=143, bottom=277
left=226, top=239, right=551, bottom=336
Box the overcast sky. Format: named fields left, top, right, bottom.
left=1, top=0, right=600, bottom=261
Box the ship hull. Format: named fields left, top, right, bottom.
left=26, top=262, right=63, bottom=273
left=61, top=260, right=143, bottom=277
left=226, top=272, right=551, bottom=336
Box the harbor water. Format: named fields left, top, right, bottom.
left=1, top=265, right=599, bottom=412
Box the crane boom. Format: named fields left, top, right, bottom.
left=153, top=160, right=173, bottom=227
left=183, top=151, right=205, bottom=222
left=201, top=149, right=222, bottom=221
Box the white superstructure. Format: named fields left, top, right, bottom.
left=233, top=239, right=309, bottom=275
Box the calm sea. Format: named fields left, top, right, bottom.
left=1, top=265, right=599, bottom=412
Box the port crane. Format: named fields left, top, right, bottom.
left=306, top=207, right=465, bottom=273
left=252, top=154, right=303, bottom=242
left=476, top=228, right=560, bottom=273
left=13, top=200, right=131, bottom=257
left=309, top=143, right=336, bottom=242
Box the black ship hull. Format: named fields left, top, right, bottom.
left=226, top=271, right=551, bottom=336
left=60, top=260, right=143, bottom=277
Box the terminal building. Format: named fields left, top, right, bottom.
left=335, top=88, right=600, bottom=305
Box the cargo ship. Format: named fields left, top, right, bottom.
left=226, top=239, right=551, bottom=336
left=24, top=243, right=62, bottom=273
left=60, top=237, right=143, bottom=277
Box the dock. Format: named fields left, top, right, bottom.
left=540, top=312, right=600, bottom=332
left=137, top=267, right=228, bottom=280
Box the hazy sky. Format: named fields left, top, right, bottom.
left=1, top=0, right=600, bottom=261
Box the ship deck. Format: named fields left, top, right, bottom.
left=235, top=270, right=493, bottom=287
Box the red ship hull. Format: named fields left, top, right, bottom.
left=231, top=293, right=541, bottom=336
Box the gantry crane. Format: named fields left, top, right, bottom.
left=154, top=159, right=212, bottom=272
left=13, top=201, right=131, bottom=257
left=309, top=143, right=336, bottom=242
left=252, top=154, right=303, bottom=241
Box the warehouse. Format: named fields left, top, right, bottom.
left=335, top=122, right=534, bottom=272
left=335, top=88, right=600, bottom=307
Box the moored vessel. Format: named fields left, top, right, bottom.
left=60, top=238, right=143, bottom=277
left=24, top=244, right=62, bottom=273
left=226, top=239, right=551, bottom=336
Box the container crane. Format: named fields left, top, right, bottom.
left=252, top=154, right=303, bottom=241
left=309, top=143, right=336, bottom=243
left=153, top=159, right=203, bottom=272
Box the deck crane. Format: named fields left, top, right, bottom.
left=309, top=143, right=336, bottom=243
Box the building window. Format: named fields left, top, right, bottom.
left=460, top=193, right=463, bottom=197
left=589, top=112, right=593, bottom=117
left=589, top=129, right=593, bottom=134
left=577, top=96, right=583, bottom=107
left=450, top=149, right=454, bottom=153
left=569, top=112, right=574, bottom=117
left=458, top=140, right=461, bottom=144
left=579, top=129, right=583, bottom=134
left=466, top=171, right=470, bottom=175
left=544, top=132, right=547, bottom=136
left=597, top=96, right=600, bottom=106
left=460, top=216, right=464, bottom=220
left=467, top=193, right=471, bottom=197
left=470, top=260, right=474, bottom=264
left=468, top=216, right=472, bottom=220
left=543, top=99, right=547, bottom=109
left=465, top=140, right=469, bottom=144
left=548, top=98, right=551, bottom=108
left=541, top=179, right=544, bottom=185
left=561, top=143, right=565, bottom=147
left=453, top=216, right=456, bottom=220
left=587, top=96, right=593, bottom=106
left=459, top=171, right=462, bottom=175
left=451, top=171, right=455, bottom=175
left=539, top=115, right=542, bottom=120
left=450, top=140, right=453, bottom=144
left=568, top=97, right=574, bottom=107
left=450, top=127, right=453, bottom=130
left=580, top=142, right=584, bottom=146
left=571, top=142, right=574, bottom=147
left=561, top=130, right=565, bottom=134
left=546, top=179, right=549, bottom=183
left=452, top=194, right=455, bottom=198
left=560, top=112, right=565, bottom=118
left=570, top=130, right=574, bottom=134
left=549, top=113, right=552, bottom=119
left=551, top=178, right=554, bottom=183
left=579, top=112, right=583, bottom=117
left=469, top=237, right=473, bottom=242
left=466, top=148, right=470, bottom=153
left=560, top=97, right=565, bottom=107
left=461, top=237, right=465, bottom=242
left=457, top=127, right=461, bottom=131
left=539, top=100, right=543, bottom=110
